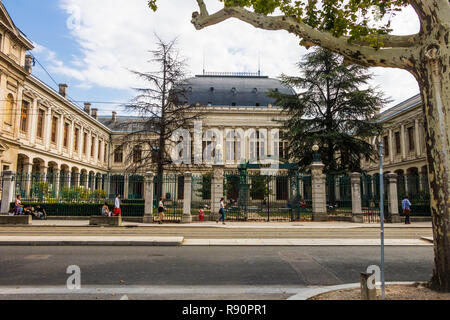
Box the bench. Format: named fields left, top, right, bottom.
left=89, top=216, right=122, bottom=226
left=0, top=215, right=32, bottom=225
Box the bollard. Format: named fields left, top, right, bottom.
left=360, top=272, right=377, bottom=300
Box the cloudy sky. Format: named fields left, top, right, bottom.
left=4, top=0, right=421, bottom=116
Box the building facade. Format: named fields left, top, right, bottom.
left=362, top=94, right=429, bottom=198
left=0, top=3, right=293, bottom=201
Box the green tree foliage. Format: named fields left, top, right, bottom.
left=149, top=0, right=409, bottom=48
left=270, top=48, right=386, bottom=175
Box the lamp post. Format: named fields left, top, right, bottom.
left=378, top=140, right=386, bottom=300
left=312, top=144, right=320, bottom=162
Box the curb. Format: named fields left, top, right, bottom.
left=0, top=236, right=184, bottom=247
left=287, top=282, right=417, bottom=300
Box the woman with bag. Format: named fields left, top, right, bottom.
left=402, top=196, right=412, bottom=225
left=216, top=197, right=226, bottom=225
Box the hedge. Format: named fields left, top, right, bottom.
left=10, top=202, right=144, bottom=217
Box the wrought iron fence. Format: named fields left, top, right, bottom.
left=361, top=174, right=389, bottom=223
left=326, top=175, right=352, bottom=217
left=398, top=174, right=431, bottom=216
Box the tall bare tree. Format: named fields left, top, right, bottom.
left=121, top=36, right=203, bottom=196
left=147, top=0, right=450, bottom=291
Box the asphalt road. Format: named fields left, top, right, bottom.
left=0, top=246, right=434, bottom=300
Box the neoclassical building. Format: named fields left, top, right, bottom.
left=0, top=3, right=110, bottom=188
left=0, top=3, right=294, bottom=201
left=362, top=94, right=429, bottom=197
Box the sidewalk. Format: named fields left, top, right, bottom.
left=0, top=236, right=432, bottom=246
left=25, top=220, right=432, bottom=229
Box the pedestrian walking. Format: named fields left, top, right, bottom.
left=158, top=198, right=166, bottom=224
left=114, top=194, right=122, bottom=216
left=216, top=197, right=226, bottom=225
left=402, top=195, right=412, bottom=224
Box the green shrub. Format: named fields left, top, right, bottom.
left=10, top=202, right=144, bottom=217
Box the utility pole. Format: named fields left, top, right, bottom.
left=379, top=140, right=386, bottom=300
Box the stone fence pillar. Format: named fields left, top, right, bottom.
left=351, top=172, right=363, bottom=223
left=1, top=171, right=15, bottom=214
left=181, top=172, right=192, bottom=224
left=310, top=162, right=327, bottom=221
left=211, top=166, right=224, bottom=221
left=387, top=173, right=401, bottom=223
left=143, top=172, right=155, bottom=223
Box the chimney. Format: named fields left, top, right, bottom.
left=58, top=84, right=68, bottom=98
left=84, top=102, right=91, bottom=115
left=112, top=111, right=117, bottom=123
left=91, top=108, right=98, bottom=120
left=25, top=55, right=33, bottom=73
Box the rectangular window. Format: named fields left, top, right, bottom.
left=98, top=141, right=102, bottom=160
left=74, top=128, right=79, bottom=152
left=383, top=136, right=389, bottom=156
left=51, top=116, right=58, bottom=143
left=63, top=123, right=69, bottom=148
left=114, top=146, right=123, bottom=163
left=104, top=144, right=108, bottom=162
left=36, top=109, right=45, bottom=138
left=91, top=137, right=95, bottom=157
left=20, top=101, right=29, bottom=132
left=83, top=133, right=87, bottom=154
left=395, top=132, right=401, bottom=154
left=408, top=127, right=415, bottom=151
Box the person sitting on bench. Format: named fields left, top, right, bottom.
left=102, top=202, right=112, bottom=217
left=34, top=205, right=47, bottom=220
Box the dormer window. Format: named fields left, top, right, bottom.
left=252, top=88, right=258, bottom=93
left=232, top=102, right=237, bottom=106
left=231, top=87, right=237, bottom=95
left=210, top=87, right=214, bottom=92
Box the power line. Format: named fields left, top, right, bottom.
left=28, top=52, right=84, bottom=109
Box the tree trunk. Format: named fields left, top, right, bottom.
left=414, top=44, right=450, bottom=292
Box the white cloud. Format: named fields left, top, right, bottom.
left=49, top=0, right=420, bottom=109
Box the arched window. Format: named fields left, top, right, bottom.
left=133, top=145, right=142, bottom=163
left=226, top=130, right=241, bottom=163
left=249, top=130, right=265, bottom=163
left=5, top=94, right=14, bottom=125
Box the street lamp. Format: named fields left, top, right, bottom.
left=312, top=144, right=320, bottom=162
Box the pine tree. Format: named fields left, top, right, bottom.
left=271, top=48, right=387, bottom=175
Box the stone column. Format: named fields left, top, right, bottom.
left=387, top=173, right=401, bottom=223
left=414, top=119, right=421, bottom=157
left=89, top=174, right=96, bottom=190
left=45, top=107, right=54, bottom=150
left=310, top=162, right=327, bottom=221
left=400, top=124, right=406, bottom=160
left=143, top=172, right=155, bottom=223
left=388, top=129, right=394, bottom=163
left=351, top=172, right=363, bottom=223
left=181, top=172, right=193, bottom=224
left=68, top=120, right=74, bottom=157
left=104, top=174, right=111, bottom=199
left=0, top=171, right=15, bottom=214
left=29, top=98, right=39, bottom=144
left=53, top=168, right=60, bottom=199
left=211, top=165, right=224, bottom=220
left=123, top=174, right=129, bottom=199
left=23, top=162, right=33, bottom=199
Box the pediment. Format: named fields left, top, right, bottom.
left=0, top=2, right=34, bottom=50
left=0, top=2, right=18, bottom=33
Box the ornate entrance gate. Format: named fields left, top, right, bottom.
left=223, top=163, right=305, bottom=222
